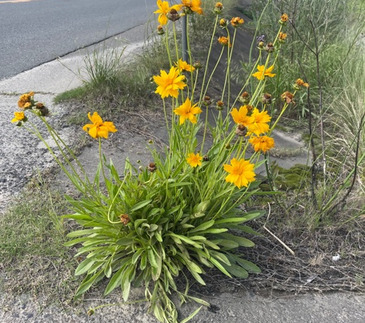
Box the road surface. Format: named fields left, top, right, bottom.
left=0, top=0, right=156, bottom=80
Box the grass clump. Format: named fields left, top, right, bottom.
left=0, top=176, right=78, bottom=304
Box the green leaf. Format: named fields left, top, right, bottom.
left=75, top=257, right=96, bottom=276
left=147, top=249, right=158, bottom=268
left=169, top=182, right=192, bottom=188
left=189, top=220, right=215, bottom=233
left=169, top=234, right=203, bottom=249
left=104, top=267, right=123, bottom=295
left=212, top=239, right=239, bottom=249
left=221, top=233, right=255, bottom=247
left=215, top=211, right=263, bottom=225
left=235, top=257, right=261, bottom=273
left=209, top=257, right=232, bottom=277
left=75, top=270, right=102, bottom=297
left=62, top=213, right=92, bottom=221
left=115, top=237, right=133, bottom=246
left=223, top=263, right=249, bottom=278
left=67, top=229, right=97, bottom=238
left=180, top=306, right=203, bottom=323
left=130, top=199, right=152, bottom=212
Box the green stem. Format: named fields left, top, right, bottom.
left=198, top=15, right=219, bottom=105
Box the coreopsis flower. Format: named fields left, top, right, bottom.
left=278, top=32, right=287, bottom=43
left=176, top=58, right=195, bottom=72
left=173, top=98, right=202, bottom=125
left=82, top=112, right=117, bottom=139
left=18, top=92, right=34, bottom=109
left=281, top=91, right=295, bottom=104
left=181, top=0, right=203, bottom=15
left=249, top=135, right=275, bottom=153
left=247, top=108, right=271, bottom=136
left=252, top=65, right=276, bottom=80
left=231, top=105, right=253, bottom=127
left=155, top=0, right=182, bottom=25
left=280, top=13, right=289, bottom=24
left=224, top=158, right=256, bottom=188
left=296, top=78, right=304, bottom=86
left=153, top=66, right=186, bottom=99
left=186, top=152, right=202, bottom=167
left=214, top=2, right=224, bottom=14
left=294, top=78, right=309, bottom=90
left=11, top=111, right=27, bottom=124
left=230, top=17, right=244, bottom=28
left=218, top=36, right=230, bottom=47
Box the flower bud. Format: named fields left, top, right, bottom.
left=265, top=42, right=275, bottom=52
left=214, top=2, right=224, bottom=14
left=203, top=95, right=211, bottom=106
left=216, top=100, right=224, bottom=110
left=262, top=93, right=272, bottom=105
left=203, top=155, right=209, bottom=161
left=258, top=41, right=265, bottom=49
left=219, top=18, right=227, bottom=28
left=148, top=162, right=157, bottom=172
left=87, top=309, right=95, bottom=316
left=157, top=25, right=164, bottom=35
left=239, top=91, right=250, bottom=104
left=225, top=143, right=231, bottom=149
left=193, top=61, right=202, bottom=69
left=235, top=124, right=247, bottom=137
left=168, top=9, right=180, bottom=22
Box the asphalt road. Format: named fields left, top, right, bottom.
left=0, top=0, right=156, bottom=80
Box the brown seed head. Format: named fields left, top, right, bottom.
left=281, top=91, right=295, bottom=104
left=262, top=93, right=272, bottom=105
left=120, top=214, right=130, bottom=226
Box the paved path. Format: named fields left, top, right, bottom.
left=0, top=0, right=156, bottom=80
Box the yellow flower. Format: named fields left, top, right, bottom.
left=176, top=59, right=195, bottom=72
left=279, top=32, right=287, bottom=42
left=218, top=36, right=230, bottom=47
left=281, top=13, right=289, bottom=22
left=82, top=112, right=117, bottom=139
left=173, top=98, right=202, bottom=125
left=154, top=0, right=182, bottom=25
left=247, top=108, right=271, bottom=136
left=252, top=65, right=276, bottom=80
left=18, top=92, right=34, bottom=109
left=186, top=152, right=202, bottom=167
left=249, top=135, right=275, bottom=153
left=230, top=105, right=253, bottom=127
left=230, top=17, right=244, bottom=27
left=11, top=111, right=26, bottom=123
left=153, top=66, right=186, bottom=99
left=224, top=158, right=256, bottom=188
left=181, top=0, right=203, bottom=15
